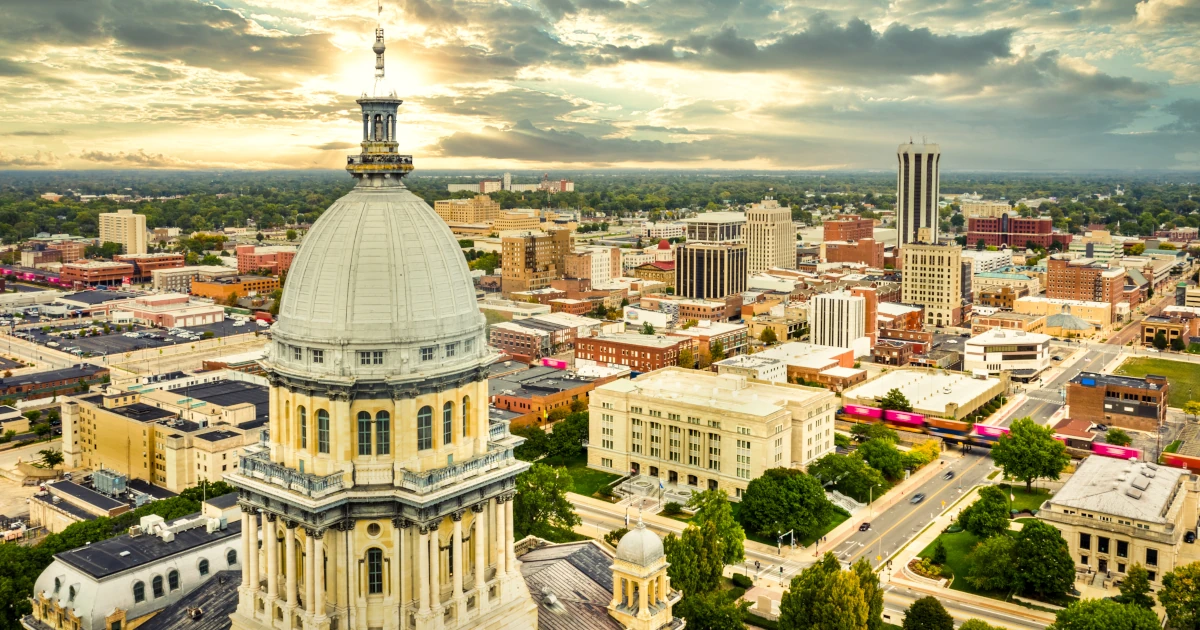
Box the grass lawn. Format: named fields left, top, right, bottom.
left=1116, top=357, right=1200, bottom=407
left=995, top=484, right=1052, bottom=513
left=918, top=530, right=992, bottom=596
left=550, top=452, right=622, bottom=497
left=1164, top=439, right=1182, bottom=454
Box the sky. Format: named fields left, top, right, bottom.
left=1, top=0, right=1199, bottom=172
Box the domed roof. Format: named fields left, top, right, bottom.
left=615, top=520, right=664, bottom=566
left=268, top=185, right=488, bottom=381
left=1047, top=311, right=1093, bottom=331
left=657, top=239, right=670, bottom=250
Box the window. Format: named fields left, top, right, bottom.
left=168, top=570, right=179, bottom=591
left=112, top=622, right=122, bottom=630
left=358, top=411, right=372, bottom=456
left=68, top=586, right=76, bottom=602
left=299, top=406, right=307, bottom=449
left=317, top=410, right=330, bottom=454
left=1098, top=537, right=1109, bottom=554
left=198, top=559, right=210, bottom=576
left=292, top=346, right=301, bottom=361
left=152, top=576, right=164, bottom=598
left=1079, top=533, right=1091, bottom=550
left=358, top=351, right=372, bottom=366
left=376, top=411, right=390, bottom=455
left=446, top=342, right=458, bottom=357
left=312, top=349, right=324, bottom=364
left=133, top=581, right=145, bottom=603
left=443, top=402, right=454, bottom=445
left=1117, top=540, right=1128, bottom=558
left=1146, top=548, right=1158, bottom=566
left=421, top=347, right=434, bottom=361
left=462, top=397, right=470, bottom=437
left=417, top=406, right=433, bottom=450
left=367, top=548, right=383, bottom=594
left=227, top=549, right=237, bottom=566
left=465, top=339, right=474, bottom=352
left=373, top=351, right=383, bottom=365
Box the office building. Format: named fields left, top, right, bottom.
left=808, top=289, right=866, bottom=351
left=191, top=275, right=281, bottom=301
left=823, top=238, right=885, bottom=267
left=151, top=265, right=237, bottom=294
left=574, top=333, right=695, bottom=372
left=961, top=200, right=1012, bottom=218
left=1014, top=296, right=1114, bottom=329
left=823, top=215, right=874, bottom=242
left=963, top=329, right=1051, bottom=379
left=967, top=215, right=1071, bottom=249
left=642, top=221, right=686, bottom=240
left=1067, top=372, right=1168, bottom=433
left=976, top=285, right=1031, bottom=309
left=488, top=364, right=627, bottom=427
left=675, top=212, right=748, bottom=300
left=669, top=320, right=749, bottom=360
left=842, top=368, right=1008, bottom=421
left=900, top=242, right=964, bottom=327
left=632, top=261, right=675, bottom=290
left=960, top=249, right=1013, bottom=274
left=1046, top=256, right=1128, bottom=306
left=98, top=209, right=148, bottom=255
left=587, top=368, right=838, bottom=494
left=974, top=271, right=1040, bottom=295
left=1069, top=230, right=1118, bottom=263
left=433, top=195, right=499, bottom=224
left=60, top=260, right=136, bottom=286
left=113, top=253, right=186, bottom=281
left=87, top=294, right=226, bottom=327
left=565, top=246, right=621, bottom=285
left=746, top=197, right=794, bottom=273
left=500, top=228, right=571, bottom=296
left=493, top=209, right=542, bottom=232
left=1039, top=456, right=1200, bottom=585
left=896, top=142, right=940, bottom=247
left=1140, top=312, right=1200, bottom=348
left=234, top=244, right=297, bottom=275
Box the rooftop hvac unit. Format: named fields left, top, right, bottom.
left=128, top=525, right=142, bottom=537
left=93, top=468, right=127, bottom=496
left=1125, top=487, right=1143, bottom=500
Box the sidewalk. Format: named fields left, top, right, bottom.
left=985, top=393, right=1028, bottom=426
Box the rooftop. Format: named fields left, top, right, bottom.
left=167, top=379, right=269, bottom=425
left=683, top=211, right=746, bottom=224
left=669, top=321, right=746, bottom=337
left=56, top=511, right=241, bottom=579
left=966, top=329, right=1051, bottom=345
left=1070, top=371, right=1165, bottom=391
left=194, top=429, right=241, bottom=442
left=974, top=272, right=1035, bottom=281
left=876, top=302, right=923, bottom=316
left=597, top=368, right=830, bottom=418
left=1049, top=457, right=1187, bottom=524
left=0, top=364, right=106, bottom=389
left=1016, top=296, right=1111, bottom=309
left=844, top=369, right=1002, bottom=413
left=135, top=570, right=240, bottom=630
left=58, top=290, right=137, bottom=305
left=714, top=355, right=785, bottom=370
left=518, top=541, right=624, bottom=630
left=48, top=480, right=125, bottom=511
left=593, top=333, right=690, bottom=349
left=489, top=365, right=598, bottom=399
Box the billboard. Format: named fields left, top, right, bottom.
left=843, top=404, right=883, bottom=419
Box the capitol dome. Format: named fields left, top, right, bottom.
left=615, top=520, right=665, bottom=566
left=268, top=185, right=489, bottom=382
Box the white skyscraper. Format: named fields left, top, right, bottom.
left=808, top=290, right=866, bottom=350
left=746, top=197, right=795, bottom=273
left=896, top=142, right=941, bottom=247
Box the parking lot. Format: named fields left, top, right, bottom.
left=11, top=317, right=267, bottom=358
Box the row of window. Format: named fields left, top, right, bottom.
left=128, top=551, right=235, bottom=603
left=295, top=398, right=472, bottom=456
left=288, top=340, right=476, bottom=366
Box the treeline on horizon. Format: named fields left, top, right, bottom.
left=0, top=170, right=1196, bottom=244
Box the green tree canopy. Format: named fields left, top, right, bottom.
left=966, top=533, right=1016, bottom=591
left=511, top=425, right=550, bottom=461
left=857, top=439, right=905, bottom=480
left=641, top=321, right=656, bottom=335
left=991, top=417, right=1070, bottom=492
left=512, top=464, right=580, bottom=539
left=1159, top=561, right=1200, bottom=630
left=738, top=468, right=834, bottom=539
left=674, top=590, right=749, bottom=630
left=959, top=620, right=1004, bottom=630
left=1048, top=599, right=1161, bottom=630
left=1154, top=330, right=1168, bottom=350
left=759, top=327, right=778, bottom=345
left=852, top=558, right=885, bottom=630
left=678, top=347, right=695, bottom=369
left=807, top=453, right=888, bottom=504
left=1105, top=428, right=1133, bottom=447
left=902, top=596, right=954, bottom=630
left=850, top=422, right=899, bottom=443
left=687, top=489, right=745, bottom=565
left=546, top=411, right=589, bottom=461
left=709, top=340, right=725, bottom=359
left=1012, top=519, right=1076, bottom=599
left=664, top=521, right=726, bottom=596
left=1117, top=564, right=1154, bottom=609
left=877, top=388, right=913, bottom=412
left=958, top=485, right=1012, bottom=539
left=779, top=553, right=868, bottom=630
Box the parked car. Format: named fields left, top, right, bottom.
left=1095, top=424, right=1109, bottom=431
left=859, top=522, right=871, bottom=531
left=910, top=493, right=926, bottom=505
left=1186, top=531, right=1196, bottom=544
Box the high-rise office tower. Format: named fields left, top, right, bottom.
left=675, top=212, right=748, bottom=299
left=901, top=239, right=964, bottom=327
left=98, top=208, right=148, bottom=255
left=896, top=142, right=940, bottom=247
left=808, top=290, right=866, bottom=349
left=746, top=197, right=795, bottom=273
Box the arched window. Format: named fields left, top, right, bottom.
left=198, top=559, right=210, bottom=577
left=53, top=578, right=60, bottom=593
left=151, top=576, right=164, bottom=598
left=298, top=406, right=307, bottom=450
left=317, top=410, right=330, bottom=454
left=357, top=411, right=372, bottom=456
left=417, top=406, right=433, bottom=450
left=227, top=549, right=237, bottom=566
left=68, top=586, right=76, bottom=602
left=168, top=570, right=179, bottom=591
left=376, top=411, right=390, bottom=455
left=462, top=396, right=470, bottom=437
left=366, top=548, right=383, bottom=594
left=443, top=402, right=453, bottom=446
left=385, top=115, right=393, bottom=141
left=132, top=581, right=145, bottom=603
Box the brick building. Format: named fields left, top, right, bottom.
left=967, top=215, right=1072, bottom=249
left=190, top=275, right=281, bottom=301
left=872, top=340, right=914, bottom=366
left=488, top=365, right=626, bottom=428
left=433, top=195, right=499, bottom=224
left=632, top=261, right=676, bottom=289
left=235, top=244, right=297, bottom=275
left=60, top=260, right=135, bottom=286
left=669, top=321, right=749, bottom=359
left=823, top=215, right=874, bottom=242
left=823, top=238, right=885, bottom=267
left=1140, top=313, right=1200, bottom=348
left=500, top=229, right=571, bottom=297
left=977, top=285, right=1031, bottom=309
left=0, top=365, right=109, bottom=401
left=113, top=252, right=186, bottom=281
left=549, top=298, right=593, bottom=315
left=1046, top=256, right=1129, bottom=306
left=489, top=322, right=551, bottom=361
left=574, top=333, right=695, bottom=372
left=1066, top=372, right=1168, bottom=432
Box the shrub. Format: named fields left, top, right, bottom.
left=603, top=527, right=628, bottom=548
left=732, top=573, right=754, bottom=589
left=662, top=501, right=684, bottom=516
left=932, top=540, right=948, bottom=565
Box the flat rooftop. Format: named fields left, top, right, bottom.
left=167, top=379, right=269, bottom=424
left=0, top=364, right=106, bottom=388
left=56, top=512, right=241, bottom=579
left=59, top=290, right=137, bottom=305
left=597, top=368, right=830, bottom=419
left=1049, top=457, right=1186, bottom=524
left=1070, top=371, right=1165, bottom=391
left=845, top=369, right=1001, bottom=412
left=489, top=365, right=596, bottom=399
left=48, top=480, right=125, bottom=511
left=715, top=355, right=785, bottom=369
left=593, top=333, right=689, bottom=349
left=967, top=329, right=1051, bottom=344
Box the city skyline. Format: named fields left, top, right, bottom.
left=0, top=0, right=1199, bottom=172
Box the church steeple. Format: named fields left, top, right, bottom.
left=346, top=4, right=412, bottom=187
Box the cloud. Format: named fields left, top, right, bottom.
left=1160, top=99, right=1200, bottom=133
left=1136, top=0, right=1200, bottom=25
left=0, top=130, right=63, bottom=136
left=311, top=141, right=358, bottom=150
left=78, top=149, right=194, bottom=168
left=0, top=150, right=60, bottom=167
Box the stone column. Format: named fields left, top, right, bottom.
left=285, top=521, right=298, bottom=608
left=494, top=497, right=506, bottom=577
left=639, top=578, right=648, bottom=616
left=314, top=530, right=326, bottom=617
left=472, top=504, right=486, bottom=597
left=429, top=525, right=441, bottom=609
left=391, top=518, right=405, bottom=605
left=248, top=511, right=260, bottom=591
left=504, top=495, right=516, bottom=569
left=240, top=512, right=252, bottom=588
left=418, top=526, right=431, bottom=614
left=266, top=515, right=279, bottom=599
left=305, top=530, right=316, bottom=614
left=451, top=512, right=464, bottom=599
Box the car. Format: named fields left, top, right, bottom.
left=910, top=493, right=926, bottom=505
left=943, top=471, right=955, bottom=481
left=233, top=321, right=246, bottom=327
left=859, top=522, right=871, bottom=531
left=960, top=333, right=969, bottom=338
left=1186, top=531, right=1196, bottom=544
left=1052, top=355, right=1063, bottom=361
left=1095, top=424, right=1109, bottom=431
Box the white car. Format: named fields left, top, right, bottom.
left=233, top=321, right=246, bottom=327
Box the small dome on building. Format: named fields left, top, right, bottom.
left=657, top=239, right=670, bottom=250
left=615, top=519, right=664, bottom=566
left=1047, top=305, right=1093, bottom=332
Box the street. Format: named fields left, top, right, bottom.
left=1000, top=342, right=1121, bottom=427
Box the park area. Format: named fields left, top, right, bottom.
left=1116, top=357, right=1200, bottom=407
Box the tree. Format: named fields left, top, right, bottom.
left=1154, top=330, right=1168, bottom=351
left=512, top=464, right=580, bottom=539
left=957, top=485, right=1011, bottom=539
left=759, top=327, right=778, bottom=345
left=546, top=411, right=589, bottom=461
left=853, top=558, right=885, bottom=630
left=1117, top=564, right=1154, bottom=609
left=959, top=621, right=1004, bottom=630
left=664, top=521, right=726, bottom=596
left=512, top=425, right=550, bottom=461
left=965, top=533, right=1015, bottom=591
left=858, top=439, right=904, bottom=479
left=738, top=468, right=834, bottom=539
left=199, top=253, right=223, bottom=266
left=877, top=388, right=913, bottom=412
left=674, top=590, right=749, bottom=630
left=255, top=231, right=264, bottom=242
left=1159, top=561, right=1200, bottom=630
left=902, top=596, right=954, bottom=630
left=687, top=490, right=745, bottom=565
left=932, top=539, right=948, bottom=565
left=33, top=423, right=52, bottom=439
left=1173, top=337, right=1187, bottom=351
left=286, top=229, right=297, bottom=241
left=1105, top=427, right=1133, bottom=447
left=709, top=340, right=725, bottom=359
left=641, top=321, right=656, bottom=335
left=850, top=422, right=898, bottom=443
left=779, top=553, right=868, bottom=630
left=39, top=449, right=64, bottom=469
left=678, top=347, right=695, bottom=369
left=1183, top=400, right=1200, bottom=421
left=1048, top=599, right=1161, bottom=630
left=178, top=480, right=237, bottom=502
left=1011, top=519, right=1075, bottom=599
left=976, top=239, right=986, bottom=251
left=991, top=417, right=1070, bottom=492
left=807, top=453, right=888, bottom=504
